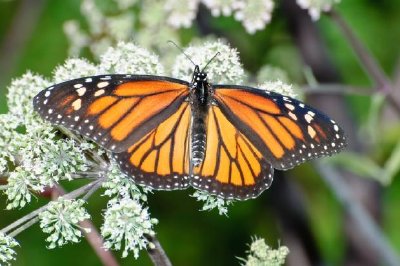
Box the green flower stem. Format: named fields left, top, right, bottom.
left=0, top=179, right=102, bottom=236
left=329, top=9, right=400, bottom=114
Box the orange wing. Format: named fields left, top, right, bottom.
left=33, top=75, right=190, bottom=152
left=113, top=102, right=191, bottom=190
left=213, top=86, right=346, bottom=170
left=192, top=105, right=274, bottom=200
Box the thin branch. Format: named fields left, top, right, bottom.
left=8, top=217, right=40, bottom=238
left=145, top=234, right=173, bottom=266
left=52, top=185, right=119, bottom=266
left=315, top=163, right=400, bottom=266
left=329, top=9, right=400, bottom=113
left=0, top=180, right=101, bottom=235
left=302, top=84, right=372, bottom=96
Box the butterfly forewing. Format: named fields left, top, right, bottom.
left=213, top=85, right=346, bottom=170
left=33, top=75, right=190, bottom=153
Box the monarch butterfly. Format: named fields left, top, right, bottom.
left=33, top=65, right=346, bottom=200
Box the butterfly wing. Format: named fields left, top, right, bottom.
left=192, top=104, right=274, bottom=200
left=33, top=75, right=190, bottom=153
left=113, top=101, right=191, bottom=190
left=213, top=85, right=346, bottom=170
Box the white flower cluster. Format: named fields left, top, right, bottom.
left=39, top=198, right=91, bottom=249
left=241, top=237, right=289, bottom=266
left=259, top=80, right=298, bottom=99
left=102, top=161, right=150, bottom=201
left=172, top=40, right=244, bottom=84
left=101, top=198, right=158, bottom=258
left=297, top=0, right=341, bottom=20
left=191, top=190, right=232, bottom=216
left=1, top=74, right=92, bottom=209
left=0, top=233, right=19, bottom=266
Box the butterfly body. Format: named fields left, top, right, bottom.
left=189, top=66, right=212, bottom=167
left=33, top=68, right=346, bottom=200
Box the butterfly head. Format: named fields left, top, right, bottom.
left=192, top=65, right=208, bottom=86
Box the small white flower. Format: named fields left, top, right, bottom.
left=192, top=190, right=233, bottom=216
left=101, top=198, right=158, bottom=258
left=99, top=42, right=165, bottom=75
left=202, top=0, right=240, bottom=16
left=258, top=80, right=298, bottom=99
left=164, top=0, right=200, bottom=29
left=0, top=233, right=19, bottom=266
left=53, top=58, right=100, bottom=83
left=296, top=0, right=340, bottom=20
left=102, top=161, right=150, bottom=201
left=172, top=40, right=245, bottom=84
left=63, top=20, right=90, bottom=57
left=6, top=72, right=51, bottom=124
left=256, top=65, right=290, bottom=84
left=5, top=167, right=44, bottom=209
left=241, top=237, right=289, bottom=266
left=105, top=13, right=135, bottom=41
left=234, top=0, right=274, bottom=34
left=0, top=114, right=20, bottom=167
left=39, top=198, right=91, bottom=249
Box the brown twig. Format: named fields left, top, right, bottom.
left=52, top=184, right=119, bottom=266
left=329, top=9, right=400, bottom=114
left=145, top=234, right=173, bottom=266
left=315, top=163, right=400, bottom=266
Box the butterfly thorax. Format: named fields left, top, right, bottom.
left=190, top=67, right=212, bottom=167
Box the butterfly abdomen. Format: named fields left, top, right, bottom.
left=191, top=114, right=207, bottom=166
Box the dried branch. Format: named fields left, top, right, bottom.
left=315, top=163, right=400, bottom=266
left=145, top=234, right=173, bottom=266
left=329, top=9, right=400, bottom=114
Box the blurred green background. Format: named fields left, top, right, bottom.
left=1, top=0, right=400, bottom=265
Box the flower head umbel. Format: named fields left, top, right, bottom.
left=102, top=161, right=150, bottom=201
left=172, top=40, right=244, bottom=84
left=39, top=198, right=91, bottom=249
left=234, top=0, right=274, bottom=34
left=101, top=198, right=158, bottom=258
left=0, top=233, right=19, bottom=266
left=192, top=190, right=233, bottom=216
left=296, top=0, right=341, bottom=20
left=240, top=237, right=289, bottom=266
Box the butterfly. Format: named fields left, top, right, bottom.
left=33, top=65, right=346, bottom=200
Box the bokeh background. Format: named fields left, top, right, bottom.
left=1, top=0, right=400, bottom=265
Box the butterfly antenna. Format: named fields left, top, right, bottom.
left=167, top=40, right=197, bottom=67
left=202, top=52, right=220, bottom=72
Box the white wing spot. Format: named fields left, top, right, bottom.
left=308, top=111, right=315, bottom=117
left=72, top=99, right=82, bottom=110
left=43, top=99, right=48, bottom=105
left=85, top=78, right=93, bottom=83
left=45, top=91, right=51, bottom=97
left=74, top=116, right=80, bottom=121
left=304, top=114, right=313, bottom=123
left=334, top=125, right=339, bottom=132
left=74, top=84, right=83, bottom=88
left=89, top=125, right=94, bottom=130
left=288, top=112, right=297, bottom=120
left=48, top=109, right=53, bottom=114
left=299, top=103, right=305, bottom=108
left=307, top=125, right=316, bottom=138
left=285, top=103, right=295, bottom=111
left=97, top=81, right=109, bottom=88
left=94, top=89, right=105, bottom=97
left=57, top=114, right=62, bottom=119
left=76, top=87, right=86, bottom=96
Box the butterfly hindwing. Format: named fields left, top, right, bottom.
left=113, top=101, right=191, bottom=190
left=33, top=75, right=190, bottom=153
left=213, top=85, right=346, bottom=170
left=192, top=104, right=274, bottom=200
